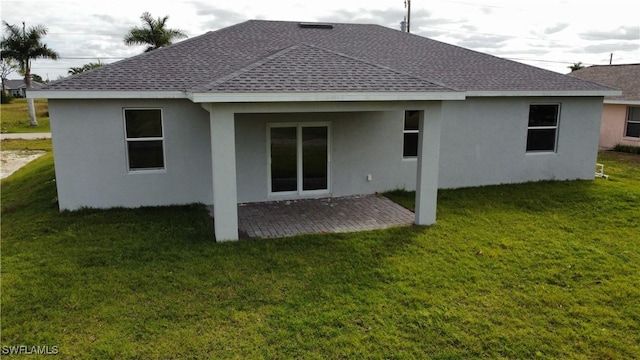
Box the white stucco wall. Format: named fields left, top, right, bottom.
left=435, top=96, right=604, bottom=189
left=49, top=96, right=603, bottom=209
left=49, top=99, right=213, bottom=210
left=234, top=111, right=415, bottom=203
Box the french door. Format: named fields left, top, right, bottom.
left=268, top=123, right=330, bottom=196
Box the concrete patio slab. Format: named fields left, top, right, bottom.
left=210, top=194, right=415, bottom=239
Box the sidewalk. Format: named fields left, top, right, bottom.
left=0, top=133, right=51, bottom=140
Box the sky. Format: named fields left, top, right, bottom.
left=1, top=0, right=639, bottom=81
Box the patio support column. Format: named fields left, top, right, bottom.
left=207, top=104, right=239, bottom=241
left=415, top=102, right=443, bottom=225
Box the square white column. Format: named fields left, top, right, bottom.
left=415, top=102, right=443, bottom=225
left=207, top=105, right=239, bottom=241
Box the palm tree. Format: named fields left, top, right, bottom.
left=1, top=21, right=59, bottom=126
left=68, top=60, right=103, bottom=75
left=568, top=62, right=585, bottom=72
left=124, top=12, right=187, bottom=52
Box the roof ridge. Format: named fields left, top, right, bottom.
left=193, top=43, right=460, bottom=92
left=300, top=43, right=461, bottom=92
left=192, top=44, right=303, bottom=92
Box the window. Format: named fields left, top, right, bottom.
left=625, top=106, right=640, bottom=138
left=124, top=109, right=164, bottom=171
left=403, top=110, right=419, bottom=158
left=526, top=104, right=560, bottom=152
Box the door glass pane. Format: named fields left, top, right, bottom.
left=271, top=127, right=297, bottom=192
left=302, top=126, right=328, bottom=191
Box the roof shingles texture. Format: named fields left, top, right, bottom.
left=42, top=20, right=612, bottom=94
left=569, top=64, right=640, bottom=101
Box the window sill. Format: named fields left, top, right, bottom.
left=127, top=168, right=167, bottom=175
left=622, top=137, right=640, bottom=142
left=402, top=157, right=418, bottom=161
left=526, top=151, right=557, bottom=155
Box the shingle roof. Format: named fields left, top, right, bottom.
left=569, top=64, right=640, bottom=101
left=41, top=20, right=612, bottom=94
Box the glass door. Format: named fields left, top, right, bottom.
left=269, top=123, right=329, bottom=195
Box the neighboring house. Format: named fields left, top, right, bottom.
left=31, top=20, right=617, bottom=241
left=570, top=64, right=640, bottom=149
left=4, top=79, right=44, bottom=98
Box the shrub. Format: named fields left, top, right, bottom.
left=1, top=91, right=14, bottom=104
left=613, top=143, right=640, bottom=155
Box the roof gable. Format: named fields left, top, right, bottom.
left=193, top=44, right=455, bottom=93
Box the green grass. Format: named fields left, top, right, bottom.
left=0, top=98, right=51, bottom=133
left=1, top=150, right=639, bottom=358
left=1, top=138, right=53, bottom=151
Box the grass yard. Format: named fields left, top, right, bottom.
left=1, top=147, right=639, bottom=359
left=0, top=98, right=51, bottom=133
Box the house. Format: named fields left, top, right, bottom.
left=569, top=64, right=640, bottom=149
left=4, top=79, right=44, bottom=98
left=31, top=20, right=617, bottom=241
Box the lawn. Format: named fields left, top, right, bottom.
left=0, top=98, right=50, bottom=133
left=1, top=145, right=639, bottom=359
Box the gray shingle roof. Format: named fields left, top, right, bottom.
left=569, top=64, right=640, bottom=101
left=42, top=20, right=612, bottom=94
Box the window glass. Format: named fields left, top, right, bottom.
left=526, top=104, right=559, bottom=152
left=125, top=109, right=162, bottom=138
left=125, top=109, right=164, bottom=170
left=625, top=107, right=640, bottom=138
left=528, top=105, right=558, bottom=127
left=403, top=111, right=419, bottom=158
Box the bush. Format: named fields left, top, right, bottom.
left=1, top=90, right=14, bottom=104
left=613, top=143, right=640, bottom=155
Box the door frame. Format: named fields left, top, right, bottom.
left=267, top=122, right=331, bottom=197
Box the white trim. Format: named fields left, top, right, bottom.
left=123, top=108, right=166, bottom=172
left=29, top=91, right=188, bottom=99
left=189, top=91, right=466, bottom=103
left=267, top=122, right=331, bottom=198
left=466, top=90, right=621, bottom=97
left=604, top=100, right=640, bottom=105
left=526, top=103, right=561, bottom=153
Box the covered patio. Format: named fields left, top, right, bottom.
left=216, top=194, right=415, bottom=239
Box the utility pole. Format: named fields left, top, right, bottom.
left=609, top=53, right=613, bottom=65
left=405, top=0, right=411, bottom=33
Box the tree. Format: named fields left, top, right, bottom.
left=1, top=21, right=59, bottom=126
left=69, top=60, right=103, bottom=75
left=568, top=62, right=584, bottom=72
left=1, top=57, right=17, bottom=94
left=124, top=12, right=187, bottom=52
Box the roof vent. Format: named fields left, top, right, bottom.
left=298, top=23, right=334, bottom=29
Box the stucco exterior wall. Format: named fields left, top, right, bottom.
left=49, top=96, right=604, bottom=210
left=599, top=104, right=640, bottom=149
left=49, top=99, right=213, bottom=210
left=235, top=111, right=414, bottom=203
left=437, top=97, right=603, bottom=188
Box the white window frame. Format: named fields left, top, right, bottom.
left=123, top=108, right=166, bottom=173
left=403, top=110, right=420, bottom=159
left=267, top=122, right=331, bottom=197
left=526, top=103, right=561, bottom=154
left=624, top=106, right=640, bottom=139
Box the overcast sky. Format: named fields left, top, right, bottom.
left=2, top=0, right=639, bottom=80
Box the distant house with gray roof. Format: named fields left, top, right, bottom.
left=31, top=20, right=617, bottom=241
left=570, top=64, right=640, bottom=149
left=3, top=79, right=44, bottom=98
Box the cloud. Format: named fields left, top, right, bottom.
left=454, top=34, right=511, bottom=49
left=189, top=1, right=248, bottom=30
left=579, top=42, right=640, bottom=54
left=544, top=23, right=569, bottom=35
left=580, top=26, right=640, bottom=41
